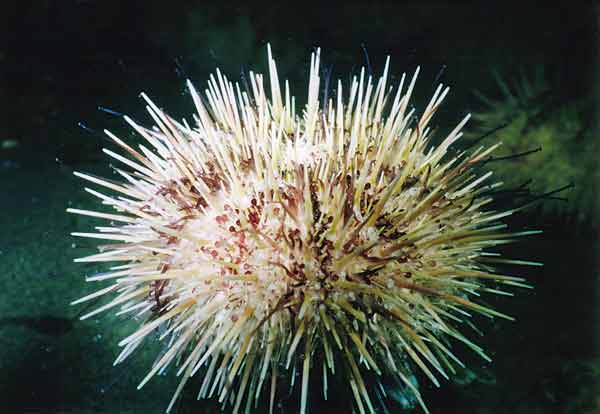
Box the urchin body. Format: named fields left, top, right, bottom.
left=70, top=46, right=534, bottom=413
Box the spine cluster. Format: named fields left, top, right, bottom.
left=70, top=46, right=536, bottom=414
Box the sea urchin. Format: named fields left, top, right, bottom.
left=69, top=45, right=537, bottom=413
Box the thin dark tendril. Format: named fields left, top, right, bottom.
left=78, top=122, right=112, bottom=144
left=98, top=106, right=125, bottom=117
left=477, top=146, right=542, bottom=165
left=479, top=187, right=531, bottom=199
left=463, top=122, right=511, bottom=150
left=486, top=179, right=533, bottom=195
left=322, top=64, right=334, bottom=111
left=432, top=64, right=447, bottom=88
left=240, top=66, right=253, bottom=105
left=516, top=178, right=533, bottom=190
left=518, top=183, right=574, bottom=208
left=482, top=180, right=572, bottom=210
left=174, top=57, right=187, bottom=79
left=361, top=43, right=373, bottom=77
left=78, top=122, right=97, bottom=135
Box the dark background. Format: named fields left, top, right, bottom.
left=1, top=1, right=598, bottom=413
left=3, top=1, right=595, bottom=166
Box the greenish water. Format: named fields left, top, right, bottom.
left=1, top=1, right=598, bottom=413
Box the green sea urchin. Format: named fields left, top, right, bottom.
left=69, top=46, right=537, bottom=413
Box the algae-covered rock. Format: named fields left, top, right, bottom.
left=467, top=66, right=597, bottom=221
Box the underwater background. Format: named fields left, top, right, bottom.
left=1, top=1, right=598, bottom=413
